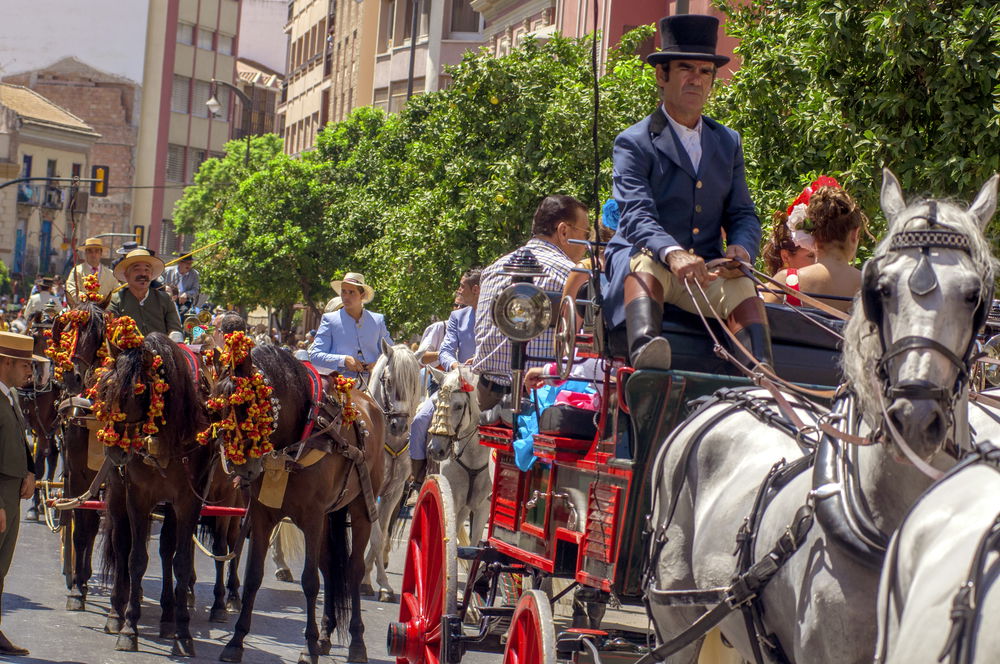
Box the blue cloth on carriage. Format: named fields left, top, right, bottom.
left=512, top=380, right=592, bottom=471
left=408, top=397, right=435, bottom=461
left=308, top=308, right=393, bottom=378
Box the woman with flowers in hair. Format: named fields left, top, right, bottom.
left=762, top=176, right=866, bottom=312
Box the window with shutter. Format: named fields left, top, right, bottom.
left=171, top=76, right=191, bottom=114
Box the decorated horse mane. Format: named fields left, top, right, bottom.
left=842, top=192, right=998, bottom=424
left=46, top=274, right=109, bottom=384
left=90, top=317, right=205, bottom=452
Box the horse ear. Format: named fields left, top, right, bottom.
left=381, top=338, right=393, bottom=358
left=881, top=168, right=906, bottom=224
left=968, top=174, right=1000, bottom=229
left=428, top=365, right=445, bottom=385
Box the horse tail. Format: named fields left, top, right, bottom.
left=276, top=519, right=305, bottom=564
left=324, top=507, right=351, bottom=635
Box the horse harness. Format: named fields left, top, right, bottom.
left=428, top=382, right=488, bottom=504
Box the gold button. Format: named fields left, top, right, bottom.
left=688, top=248, right=695, bottom=254
left=692, top=227, right=700, bottom=235
left=696, top=181, right=703, bottom=189
left=695, top=204, right=702, bottom=213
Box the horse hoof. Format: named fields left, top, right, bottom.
left=159, top=622, right=176, bottom=640
left=219, top=645, right=244, bottom=663
left=275, top=568, right=294, bottom=582
left=347, top=644, right=369, bottom=663
left=66, top=595, right=85, bottom=611
left=360, top=583, right=375, bottom=596
left=319, top=639, right=332, bottom=656
left=297, top=652, right=320, bottom=664
left=226, top=598, right=242, bottom=613
left=104, top=616, right=124, bottom=634
left=378, top=589, right=396, bottom=603
left=115, top=633, right=139, bottom=651
left=26, top=507, right=38, bottom=521
left=210, top=608, right=229, bottom=623
left=171, top=637, right=196, bottom=657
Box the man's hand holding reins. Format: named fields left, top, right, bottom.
left=666, top=250, right=715, bottom=285
left=715, top=245, right=751, bottom=279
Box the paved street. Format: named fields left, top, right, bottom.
left=2, top=505, right=499, bottom=664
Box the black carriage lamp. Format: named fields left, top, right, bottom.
left=206, top=79, right=254, bottom=165
left=493, top=248, right=553, bottom=405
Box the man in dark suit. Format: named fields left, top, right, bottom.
left=0, top=331, right=43, bottom=656
left=603, top=13, right=770, bottom=370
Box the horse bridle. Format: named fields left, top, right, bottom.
left=861, top=203, right=991, bottom=408
left=375, top=365, right=410, bottom=422
left=427, top=384, right=483, bottom=473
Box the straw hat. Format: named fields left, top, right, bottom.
left=113, top=249, right=165, bottom=282
left=77, top=237, right=106, bottom=252
left=325, top=296, right=343, bottom=313
left=330, top=272, right=374, bottom=304
left=0, top=331, right=47, bottom=362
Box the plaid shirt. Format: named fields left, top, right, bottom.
left=473, top=238, right=574, bottom=386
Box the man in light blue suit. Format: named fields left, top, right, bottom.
left=409, top=268, right=481, bottom=483
left=603, top=13, right=770, bottom=371
left=309, top=272, right=393, bottom=379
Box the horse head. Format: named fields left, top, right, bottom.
left=371, top=339, right=421, bottom=439
left=50, top=302, right=107, bottom=396
left=849, top=168, right=997, bottom=462
left=426, top=367, right=480, bottom=463
left=96, top=327, right=204, bottom=468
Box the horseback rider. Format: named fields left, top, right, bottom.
left=602, top=14, right=771, bottom=371
left=108, top=249, right=183, bottom=338
left=23, top=277, right=60, bottom=321
left=66, top=237, right=118, bottom=306
left=308, top=272, right=393, bottom=379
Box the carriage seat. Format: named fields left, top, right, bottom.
left=606, top=302, right=844, bottom=387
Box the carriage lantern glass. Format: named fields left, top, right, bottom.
left=492, top=282, right=552, bottom=342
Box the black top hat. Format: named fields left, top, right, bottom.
left=648, top=14, right=730, bottom=67
left=117, top=241, right=139, bottom=255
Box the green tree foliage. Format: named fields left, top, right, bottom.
left=713, top=0, right=1000, bottom=245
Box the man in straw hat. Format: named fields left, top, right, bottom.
left=108, top=249, right=182, bottom=337
left=66, top=237, right=119, bottom=306
left=0, top=332, right=43, bottom=656
left=602, top=13, right=771, bottom=371
left=22, top=277, right=60, bottom=321
left=309, top=272, right=393, bottom=378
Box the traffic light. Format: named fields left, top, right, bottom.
left=90, top=165, right=109, bottom=197
left=133, top=225, right=144, bottom=246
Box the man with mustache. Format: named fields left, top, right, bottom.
left=108, top=249, right=182, bottom=337
left=603, top=14, right=770, bottom=371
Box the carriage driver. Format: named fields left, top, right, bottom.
left=108, top=249, right=183, bottom=338
left=603, top=14, right=772, bottom=370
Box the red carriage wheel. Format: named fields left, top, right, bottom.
left=387, top=474, right=458, bottom=664
left=504, top=590, right=556, bottom=664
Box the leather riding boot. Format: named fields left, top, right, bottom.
left=726, top=297, right=774, bottom=368
left=624, top=272, right=671, bottom=370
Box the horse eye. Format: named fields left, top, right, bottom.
left=878, top=282, right=892, bottom=299
left=966, top=289, right=980, bottom=305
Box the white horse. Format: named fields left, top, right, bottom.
left=362, top=340, right=422, bottom=601
left=426, top=367, right=492, bottom=548
left=646, top=170, right=997, bottom=664
left=874, top=398, right=1000, bottom=664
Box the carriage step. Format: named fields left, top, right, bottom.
left=457, top=546, right=483, bottom=560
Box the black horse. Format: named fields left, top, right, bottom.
left=97, top=330, right=212, bottom=657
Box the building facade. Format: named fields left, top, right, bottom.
left=0, top=84, right=100, bottom=283
left=235, top=58, right=284, bottom=140
left=278, top=0, right=380, bottom=156
left=371, top=0, right=484, bottom=112
left=2, top=57, right=140, bottom=245
left=132, top=0, right=243, bottom=256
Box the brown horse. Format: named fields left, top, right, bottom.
left=22, top=311, right=61, bottom=521
left=209, top=344, right=385, bottom=664
left=47, top=301, right=108, bottom=610
left=96, top=331, right=212, bottom=657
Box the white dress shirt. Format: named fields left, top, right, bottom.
left=658, top=106, right=705, bottom=264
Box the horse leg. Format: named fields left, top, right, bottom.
left=347, top=499, right=373, bottom=663
left=158, top=507, right=178, bottom=640
left=297, top=515, right=325, bottom=664
left=221, top=510, right=277, bottom=663
left=116, top=498, right=152, bottom=652
left=226, top=516, right=242, bottom=613
left=210, top=517, right=229, bottom=622
left=68, top=508, right=99, bottom=610
left=170, top=504, right=199, bottom=657
left=105, top=478, right=130, bottom=635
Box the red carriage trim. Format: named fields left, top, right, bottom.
left=299, top=361, right=325, bottom=441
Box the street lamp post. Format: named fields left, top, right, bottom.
left=207, top=79, right=254, bottom=164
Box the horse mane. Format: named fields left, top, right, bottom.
left=248, top=344, right=312, bottom=446
left=51, top=301, right=106, bottom=351
left=370, top=344, right=423, bottom=415
left=96, top=332, right=205, bottom=445
left=842, top=197, right=997, bottom=422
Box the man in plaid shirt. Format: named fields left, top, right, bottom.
left=473, top=195, right=589, bottom=409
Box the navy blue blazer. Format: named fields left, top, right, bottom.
left=602, top=110, right=761, bottom=328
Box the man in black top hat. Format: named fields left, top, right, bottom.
left=603, top=13, right=770, bottom=371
